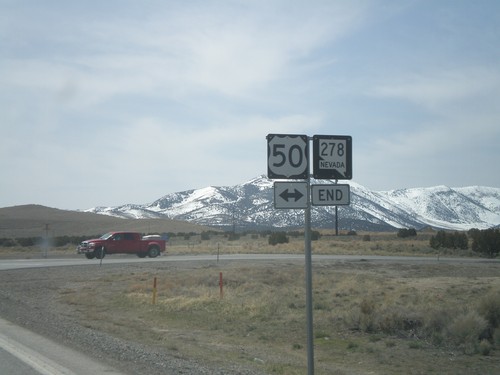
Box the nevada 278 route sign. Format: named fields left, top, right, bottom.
left=313, top=135, right=352, bottom=180
left=267, top=134, right=309, bottom=179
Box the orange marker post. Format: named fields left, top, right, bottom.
left=152, top=277, right=157, bottom=305
left=219, top=272, right=223, bottom=299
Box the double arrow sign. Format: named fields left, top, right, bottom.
left=274, top=182, right=308, bottom=209
left=279, top=188, right=304, bottom=202
left=274, top=182, right=350, bottom=209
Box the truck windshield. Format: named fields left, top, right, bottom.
left=99, top=233, right=113, bottom=240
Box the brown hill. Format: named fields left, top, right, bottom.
left=0, top=205, right=215, bottom=238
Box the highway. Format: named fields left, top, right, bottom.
left=1, top=253, right=498, bottom=271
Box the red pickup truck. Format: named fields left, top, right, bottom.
left=77, top=231, right=167, bottom=259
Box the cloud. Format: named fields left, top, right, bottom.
left=110, top=112, right=323, bottom=172
left=369, top=66, right=500, bottom=111
left=2, top=1, right=500, bottom=208
left=2, top=1, right=372, bottom=105
left=361, top=64, right=500, bottom=158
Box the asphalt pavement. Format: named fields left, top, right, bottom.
left=0, top=317, right=125, bottom=375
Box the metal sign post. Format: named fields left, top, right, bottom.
left=304, top=177, right=314, bottom=375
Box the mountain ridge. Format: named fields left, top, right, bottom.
left=85, top=176, right=500, bottom=231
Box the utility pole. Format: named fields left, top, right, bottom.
left=335, top=205, right=338, bottom=236
left=232, top=205, right=236, bottom=234
left=43, top=223, right=50, bottom=258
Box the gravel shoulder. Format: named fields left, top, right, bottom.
left=0, top=262, right=265, bottom=375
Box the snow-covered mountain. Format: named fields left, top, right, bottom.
left=85, top=176, right=500, bottom=231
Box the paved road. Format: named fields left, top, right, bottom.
left=0, top=347, right=40, bottom=375
left=0, top=317, right=125, bottom=375
left=1, top=253, right=498, bottom=271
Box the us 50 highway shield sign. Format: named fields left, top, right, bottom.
left=267, top=134, right=309, bottom=179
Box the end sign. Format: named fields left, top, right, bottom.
left=311, top=184, right=350, bottom=206
left=313, top=135, right=352, bottom=180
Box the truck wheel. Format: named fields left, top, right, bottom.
left=85, top=253, right=95, bottom=259
left=148, top=246, right=160, bottom=258
left=94, top=247, right=106, bottom=259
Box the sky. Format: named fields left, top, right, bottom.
left=1, top=0, right=499, bottom=210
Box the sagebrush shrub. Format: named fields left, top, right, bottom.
left=268, top=232, right=289, bottom=245
left=447, top=311, right=488, bottom=354
left=477, top=291, right=500, bottom=328
left=493, top=328, right=500, bottom=346
left=478, top=339, right=492, bottom=355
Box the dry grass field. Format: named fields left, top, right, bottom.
left=56, top=258, right=500, bottom=375
left=0, top=229, right=451, bottom=259
left=7, top=233, right=491, bottom=375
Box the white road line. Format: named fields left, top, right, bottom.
left=0, top=317, right=125, bottom=375
left=0, top=333, right=75, bottom=375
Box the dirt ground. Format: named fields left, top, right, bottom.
left=1, top=253, right=499, bottom=375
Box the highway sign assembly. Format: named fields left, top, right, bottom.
left=267, top=134, right=309, bottom=179
left=266, top=132, right=353, bottom=375
left=312, top=135, right=352, bottom=179
left=311, top=184, right=350, bottom=206
left=274, top=182, right=308, bottom=209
